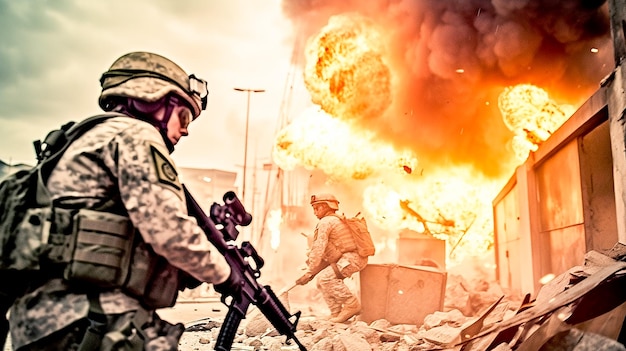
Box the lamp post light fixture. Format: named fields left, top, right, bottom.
left=234, top=87, right=265, bottom=206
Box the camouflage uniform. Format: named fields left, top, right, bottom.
left=306, top=214, right=367, bottom=318
left=9, top=116, right=230, bottom=350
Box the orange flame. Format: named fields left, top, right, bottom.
left=361, top=168, right=501, bottom=255
left=303, top=13, right=392, bottom=123
left=273, top=14, right=578, bottom=265
left=273, top=106, right=418, bottom=180
left=498, top=84, right=575, bottom=160
left=273, top=106, right=497, bottom=262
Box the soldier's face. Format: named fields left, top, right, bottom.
left=312, top=203, right=326, bottom=219
left=165, top=105, right=193, bottom=145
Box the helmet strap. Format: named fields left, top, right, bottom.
left=123, top=97, right=177, bottom=153
left=156, top=96, right=176, bottom=153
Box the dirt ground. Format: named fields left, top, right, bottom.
left=3, top=296, right=316, bottom=351
left=157, top=297, right=231, bottom=351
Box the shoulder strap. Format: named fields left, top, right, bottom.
left=329, top=213, right=346, bottom=220
left=35, top=112, right=126, bottom=206
left=329, top=213, right=350, bottom=227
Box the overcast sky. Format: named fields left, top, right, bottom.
left=0, top=0, right=311, bottom=173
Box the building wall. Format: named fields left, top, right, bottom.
left=493, top=179, right=522, bottom=293
left=535, top=140, right=586, bottom=277
left=492, top=91, right=619, bottom=296
left=579, top=121, right=618, bottom=252
left=179, top=167, right=238, bottom=213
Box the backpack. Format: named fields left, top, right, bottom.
left=0, top=113, right=120, bottom=272
left=340, top=212, right=375, bottom=257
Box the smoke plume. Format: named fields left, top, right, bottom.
left=281, top=0, right=613, bottom=178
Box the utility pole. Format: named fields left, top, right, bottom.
left=234, top=87, right=265, bottom=207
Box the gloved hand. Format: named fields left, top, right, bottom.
left=214, top=268, right=243, bottom=297
left=178, top=270, right=202, bottom=291
left=296, top=272, right=313, bottom=286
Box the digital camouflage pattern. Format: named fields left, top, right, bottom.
left=306, top=215, right=367, bottom=315
left=9, top=279, right=90, bottom=349
left=99, top=52, right=203, bottom=118
left=316, top=254, right=364, bottom=315
left=9, top=116, right=230, bottom=348
left=308, top=215, right=355, bottom=267
left=9, top=208, right=51, bottom=270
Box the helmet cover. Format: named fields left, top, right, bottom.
left=99, top=52, right=207, bottom=118
left=310, top=193, right=339, bottom=210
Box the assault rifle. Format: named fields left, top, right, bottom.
left=183, top=185, right=306, bottom=351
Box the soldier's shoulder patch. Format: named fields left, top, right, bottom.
left=149, top=144, right=182, bottom=197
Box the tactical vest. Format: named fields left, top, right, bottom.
left=15, top=204, right=186, bottom=309
left=321, top=215, right=357, bottom=262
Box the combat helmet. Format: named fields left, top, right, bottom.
left=99, top=52, right=208, bottom=118
left=310, top=193, right=339, bottom=210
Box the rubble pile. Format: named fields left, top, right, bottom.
left=180, top=243, right=626, bottom=350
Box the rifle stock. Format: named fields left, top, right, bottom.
left=183, top=185, right=306, bottom=351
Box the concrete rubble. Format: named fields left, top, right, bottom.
left=180, top=243, right=626, bottom=350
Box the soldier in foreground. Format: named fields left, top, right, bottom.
left=6, top=51, right=240, bottom=350
left=295, top=194, right=369, bottom=323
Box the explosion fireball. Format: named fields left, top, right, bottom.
left=273, top=1, right=612, bottom=265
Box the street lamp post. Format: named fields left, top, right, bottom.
left=234, top=87, right=265, bottom=206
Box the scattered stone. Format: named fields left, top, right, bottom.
left=198, top=336, right=211, bottom=344
left=337, top=333, right=372, bottom=350
left=380, top=332, right=401, bottom=342
left=184, top=319, right=221, bottom=332
left=176, top=244, right=626, bottom=351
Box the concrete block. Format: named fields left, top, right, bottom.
left=359, top=263, right=446, bottom=326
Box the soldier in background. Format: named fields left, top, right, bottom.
left=6, top=51, right=239, bottom=350
left=295, top=194, right=367, bottom=323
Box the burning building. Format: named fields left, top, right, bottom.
left=492, top=0, right=626, bottom=297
